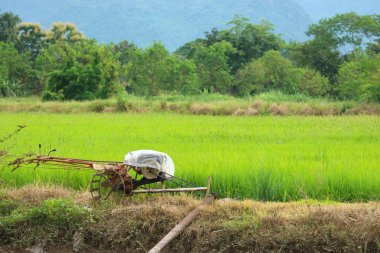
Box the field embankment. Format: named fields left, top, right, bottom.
left=0, top=185, right=379, bottom=253
left=1, top=94, right=380, bottom=116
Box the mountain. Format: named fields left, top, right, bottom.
left=0, top=0, right=311, bottom=50
left=294, top=0, right=380, bottom=21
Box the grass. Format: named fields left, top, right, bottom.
left=1, top=92, right=379, bottom=115
left=0, top=185, right=379, bottom=252
left=1, top=112, right=379, bottom=202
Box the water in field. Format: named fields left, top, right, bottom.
left=1, top=113, right=379, bottom=201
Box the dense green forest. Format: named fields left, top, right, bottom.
left=0, top=11, right=379, bottom=102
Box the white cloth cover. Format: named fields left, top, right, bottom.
left=124, top=150, right=175, bottom=178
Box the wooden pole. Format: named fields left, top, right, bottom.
left=133, top=187, right=207, bottom=194
left=160, top=181, right=165, bottom=196
left=148, top=193, right=216, bottom=253
left=205, top=176, right=211, bottom=197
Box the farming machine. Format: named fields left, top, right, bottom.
left=2, top=127, right=215, bottom=252
left=8, top=146, right=211, bottom=200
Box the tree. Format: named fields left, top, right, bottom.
left=113, top=40, right=137, bottom=65
left=0, top=42, right=27, bottom=81
left=163, top=55, right=199, bottom=94
left=176, top=16, right=284, bottom=74
left=337, top=53, right=380, bottom=102
left=17, top=22, right=85, bottom=61
left=287, top=40, right=342, bottom=84
left=289, top=13, right=380, bottom=84
left=174, top=39, right=206, bottom=59
left=221, top=16, right=284, bottom=72
left=297, top=69, right=330, bottom=97
left=366, top=38, right=380, bottom=55
left=193, top=41, right=235, bottom=93
left=307, top=12, right=380, bottom=51
left=46, top=22, right=84, bottom=44
left=0, top=42, right=29, bottom=96
left=128, top=43, right=199, bottom=96
left=234, top=59, right=266, bottom=96
left=234, top=50, right=329, bottom=97
left=41, top=40, right=120, bottom=100
left=0, top=12, right=21, bottom=43
left=254, top=50, right=298, bottom=93
left=16, top=22, right=47, bottom=60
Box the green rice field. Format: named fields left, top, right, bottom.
left=1, top=112, right=379, bottom=202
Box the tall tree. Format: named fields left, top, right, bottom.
left=0, top=12, right=21, bottom=43
left=205, top=16, right=284, bottom=73
left=289, top=13, right=380, bottom=84
left=41, top=40, right=120, bottom=100
left=128, top=43, right=199, bottom=96
left=193, top=41, right=236, bottom=93
left=337, top=52, right=380, bottom=102
left=177, top=16, right=284, bottom=74
left=16, top=22, right=47, bottom=60
left=46, top=22, right=84, bottom=44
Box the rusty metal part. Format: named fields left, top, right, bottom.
left=90, top=166, right=134, bottom=200
left=148, top=193, right=217, bottom=253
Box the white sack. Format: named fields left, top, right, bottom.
left=124, top=150, right=174, bottom=179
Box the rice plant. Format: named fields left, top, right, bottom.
left=0, top=112, right=379, bottom=201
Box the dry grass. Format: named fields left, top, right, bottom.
left=1, top=97, right=380, bottom=116
left=1, top=185, right=379, bottom=252
left=0, top=184, right=91, bottom=205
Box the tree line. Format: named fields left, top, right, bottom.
left=0, top=11, right=379, bottom=102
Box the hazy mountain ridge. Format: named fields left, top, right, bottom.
left=294, top=0, right=380, bottom=21
left=1, top=0, right=379, bottom=50
left=0, top=0, right=311, bottom=50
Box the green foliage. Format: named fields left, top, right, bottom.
left=113, top=40, right=137, bottom=65
left=41, top=89, right=64, bottom=101
left=40, top=40, right=120, bottom=100
left=287, top=40, right=342, bottom=83
left=297, top=69, right=330, bottom=97
left=0, top=42, right=30, bottom=96
left=220, top=16, right=284, bottom=72
left=193, top=41, right=235, bottom=93
left=27, top=199, right=88, bottom=227
left=0, top=42, right=27, bottom=82
left=181, top=16, right=284, bottom=75
left=0, top=200, right=17, bottom=217
left=0, top=198, right=89, bottom=245
left=46, top=22, right=84, bottom=44
left=128, top=43, right=199, bottom=96
left=16, top=22, right=47, bottom=61
left=289, top=13, right=380, bottom=84
left=307, top=12, right=380, bottom=49
left=0, top=12, right=21, bottom=43
left=0, top=78, right=23, bottom=98
left=235, top=51, right=330, bottom=97
left=234, top=51, right=298, bottom=96
left=16, top=22, right=85, bottom=61
left=337, top=53, right=380, bottom=102
left=0, top=10, right=379, bottom=101
left=366, top=38, right=380, bottom=55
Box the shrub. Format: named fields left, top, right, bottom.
left=41, top=90, right=64, bottom=101
left=337, top=53, right=380, bottom=101
left=40, top=41, right=120, bottom=101
left=298, top=69, right=330, bottom=97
